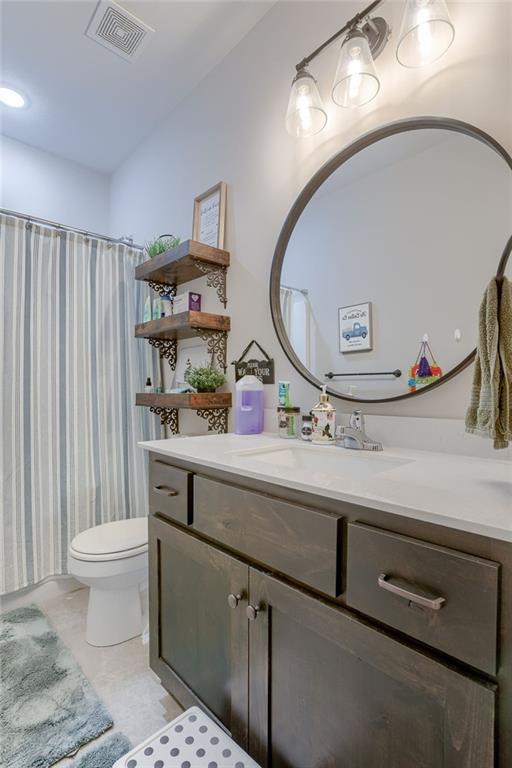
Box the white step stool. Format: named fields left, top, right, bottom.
left=113, top=706, right=260, bottom=768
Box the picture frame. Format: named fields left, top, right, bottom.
left=192, top=181, right=227, bottom=250
left=338, top=302, right=373, bottom=352
left=172, top=339, right=210, bottom=388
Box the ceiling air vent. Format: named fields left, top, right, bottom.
left=85, top=0, right=154, bottom=62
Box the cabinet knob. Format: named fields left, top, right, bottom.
left=227, top=593, right=243, bottom=609
left=246, top=604, right=260, bottom=621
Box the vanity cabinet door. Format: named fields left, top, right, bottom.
left=248, top=569, right=495, bottom=768
left=149, top=516, right=249, bottom=746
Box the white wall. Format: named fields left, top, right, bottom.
left=0, top=135, right=110, bottom=234
left=110, top=1, right=512, bottom=420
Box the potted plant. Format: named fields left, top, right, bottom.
left=145, top=234, right=181, bottom=259
left=187, top=364, right=226, bottom=393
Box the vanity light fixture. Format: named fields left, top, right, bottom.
left=286, top=0, right=455, bottom=136
left=332, top=27, right=381, bottom=108
left=0, top=85, right=26, bottom=109
left=286, top=68, right=328, bottom=138
left=396, top=0, right=455, bottom=67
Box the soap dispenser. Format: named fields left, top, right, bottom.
left=235, top=375, right=264, bottom=435
left=311, top=386, right=336, bottom=444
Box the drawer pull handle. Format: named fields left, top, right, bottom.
left=153, top=485, right=179, bottom=498
left=227, top=593, right=244, bottom=609
left=378, top=573, right=446, bottom=611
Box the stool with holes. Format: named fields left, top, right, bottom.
left=113, top=706, right=261, bottom=768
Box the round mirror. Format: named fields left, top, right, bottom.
left=271, top=118, right=512, bottom=402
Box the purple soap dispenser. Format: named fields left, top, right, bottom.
left=234, top=375, right=264, bottom=434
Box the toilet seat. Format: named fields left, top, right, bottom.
left=70, top=518, right=148, bottom=562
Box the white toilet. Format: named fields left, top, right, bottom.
left=68, top=517, right=148, bottom=647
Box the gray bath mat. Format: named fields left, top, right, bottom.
left=73, top=733, right=132, bottom=768
left=0, top=604, right=113, bottom=768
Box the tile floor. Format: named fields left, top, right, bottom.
left=27, top=587, right=182, bottom=766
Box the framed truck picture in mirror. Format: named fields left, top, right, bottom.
left=339, top=302, right=373, bottom=352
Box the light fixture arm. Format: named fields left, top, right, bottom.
left=295, top=0, right=384, bottom=72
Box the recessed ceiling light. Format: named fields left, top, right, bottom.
left=0, top=86, right=26, bottom=108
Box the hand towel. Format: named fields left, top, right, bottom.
left=465, top=276, right=512, bottom=449
left=496, top=276, right=512, bottom=448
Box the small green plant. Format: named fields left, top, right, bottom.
left=145, top=234, right=181, bottom=259
left=187, top=364, right=226, bottom=393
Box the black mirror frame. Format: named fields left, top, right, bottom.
left=270, top=116, right=512, bottom=403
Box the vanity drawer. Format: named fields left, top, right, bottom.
left=149, top=454, right=193, bottom=525
left=193, top=476, right=342, bottom=597
left=347, top=522, right=499, bottom=674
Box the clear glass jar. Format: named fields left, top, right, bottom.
left=301, top=414, right=313, bottom=441
left=277, top=406, right=300, bottom=439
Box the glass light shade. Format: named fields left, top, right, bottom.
left=332, top=31, right=380, bottom=109
left=397, top=0, right=455, bottom=67
left=286, top=70, right=327, bottom=138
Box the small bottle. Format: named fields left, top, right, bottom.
left=278, top=381, right=291, bottom=407
left=152, top=296, right=162, bottom=320
left=145, top=377, right=153, bottom=393
left=311, top=386, right=336, bottom=444
left=143, top=295, right=152, bottom=323
left=161, top=293, right=173, bottom=317
left=301, top=414, right=313, bottom=441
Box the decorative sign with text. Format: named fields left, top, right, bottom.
left=232, top=340, right=275, bottom=384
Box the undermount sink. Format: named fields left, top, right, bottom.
left=231, top=443, right=413, bottom=481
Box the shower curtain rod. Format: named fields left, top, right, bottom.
left=0, top=207, right=144, bottom=250
left=281, top=283, right=309, bottom=296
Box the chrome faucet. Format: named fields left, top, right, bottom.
left=335, top=410, right=383, bottom=452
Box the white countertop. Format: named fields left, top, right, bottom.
left=139, top=433, right=512, bottom=543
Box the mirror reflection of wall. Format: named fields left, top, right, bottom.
left=280, top=128, right=512, bottom=400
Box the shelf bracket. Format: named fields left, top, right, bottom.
left=196, top=407, right=229, bottom=434
left=148, top=281, right=177, bottom=298
left=193, top=261, right=228, bottom=308
left=148, top=338, right=177, bottom=370
left=150, top=406, right=179, bottom=434
left=194, top=329, right=228, bottom=371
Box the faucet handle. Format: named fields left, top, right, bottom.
left=349, top=410, right=365, bottom=431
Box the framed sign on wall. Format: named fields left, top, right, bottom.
left=192, top=181, right=227, bottom=249
left=339, top=302, right=373, bottom=352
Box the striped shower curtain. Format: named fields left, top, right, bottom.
left=0, top=213, right=159, bottom=594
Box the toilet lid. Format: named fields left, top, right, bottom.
left=70, top=518, right=147, bottom=557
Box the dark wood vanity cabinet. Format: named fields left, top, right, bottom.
left=148, top=455, right=506, bottom=767
left=149, top=516, right=249, bottom=747
left=248, top=569, right=495, bottom=768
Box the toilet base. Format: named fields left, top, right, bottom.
left=86, top=585, right=143, bottom=646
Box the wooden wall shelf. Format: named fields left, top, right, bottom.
left=135, top=239, right=230, bottom=307
left=136, top=392, right=232, bottom=409
left=135, top=311, right=230, bottom=340
left=136, top=392, right=231, bottom=434
left=135, top=311, right=230, bottom=371
left=135, top=241, right=232, bottom=434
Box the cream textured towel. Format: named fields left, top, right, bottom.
left=465, top=276, right=512, bottom=449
